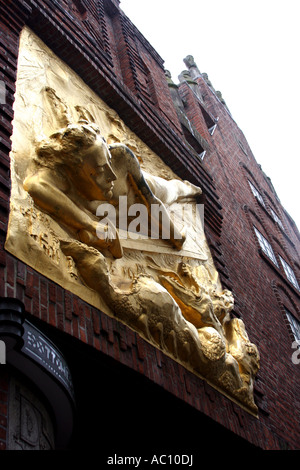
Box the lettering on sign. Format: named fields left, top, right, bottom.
left=22, top=322, right=74, bottom=398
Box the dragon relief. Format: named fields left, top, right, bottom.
left=59, top=239, right=259, bottom=413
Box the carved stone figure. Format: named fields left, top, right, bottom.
left=183, top=55, right=201, bottom=79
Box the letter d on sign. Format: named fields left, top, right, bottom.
left=0, top=340, right=6, bottom=364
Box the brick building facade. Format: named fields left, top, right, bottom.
left=0, top=0, right=299, bottom=454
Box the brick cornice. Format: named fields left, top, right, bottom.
left=0, top=0, right=32, bottom=27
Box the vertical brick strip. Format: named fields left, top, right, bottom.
left=0, top=369, right=9, bottom=450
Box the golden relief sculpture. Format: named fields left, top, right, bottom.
left=6, top=28, right=260, bottom=415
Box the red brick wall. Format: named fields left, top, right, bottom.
left=0, top=2, right=30, bottom=449
left=1, top=243, right=285, bottom=449
left=182, top=72, right=300, bottom=448
left=0, top=245, right=288, bottom=450
left=0, top=0, right=299, bottom=450
left=178, top=81, right=212, bottom=143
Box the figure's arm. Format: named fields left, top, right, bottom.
left=24, top=169, right=97, bottom=232
left=142, top=171, right=202, bottom=205
left=109, top=144, right=161, bottom=204
left=109, top=144, right=185, bottom=250
left=24, top=169, right=123, bottom=258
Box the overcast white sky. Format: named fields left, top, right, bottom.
left=121, top=0, right=300, bottom=231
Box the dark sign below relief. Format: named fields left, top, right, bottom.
left=0, top=297, right=74, bottom=447
left=21, top=321, right=74, bottom=400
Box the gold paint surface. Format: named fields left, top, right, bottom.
left=6, top=28, right=260, bottom=415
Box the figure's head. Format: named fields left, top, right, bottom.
left=36, top=121, right=101, bottom=166
left=35, top=121, right=116, bottom=199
